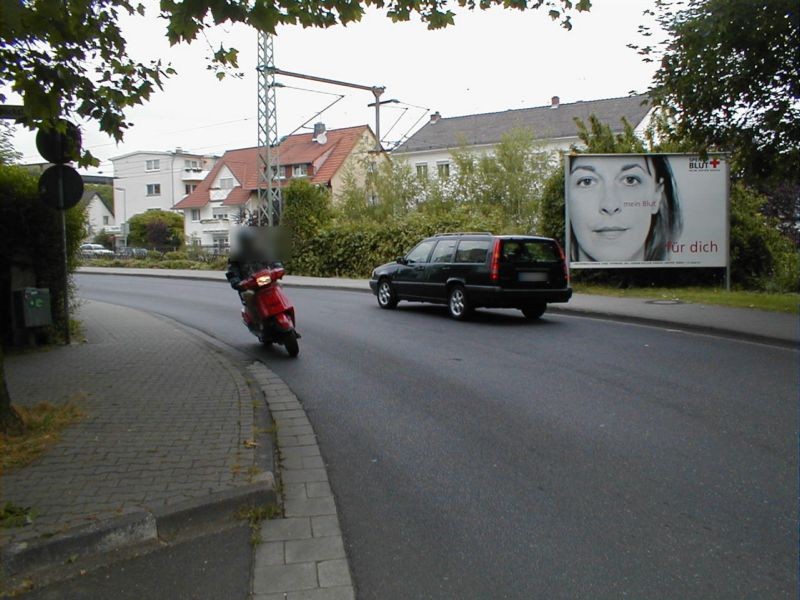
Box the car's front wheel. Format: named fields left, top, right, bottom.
left=377, top=279, right=398, bottom=309
left=521, top=303, right=547, bottom=320
left=448, top=285, right=472, bottom=321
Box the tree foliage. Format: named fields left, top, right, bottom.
left=282, top=178, right=333, bottom=240
left=1, top=0, right=590, bottom=163
left=127, top=210, right=184, bottom=248
left=632, top=0, right=800, bottom=182
left=0, top=122, right=21, bottom=165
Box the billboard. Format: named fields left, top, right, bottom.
left=564, top=153, right=728, bottom=268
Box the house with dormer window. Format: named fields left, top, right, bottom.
left=175, top=124, right=381, bottom=248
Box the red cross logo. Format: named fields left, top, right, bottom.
left=709, top=158, right=720, bottom=168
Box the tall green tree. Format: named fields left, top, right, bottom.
left=0, top=121, right=21, bottom=165
left=632, top=0, right=799, bottom=182
left=1, top=0, right=590, bottom=163
left=127, top=210, right=184, bottom=248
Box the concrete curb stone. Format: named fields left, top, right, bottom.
left=1, top=482, right=275, bottom=580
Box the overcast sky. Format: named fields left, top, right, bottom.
left=11, top=0, right=661, bottom=174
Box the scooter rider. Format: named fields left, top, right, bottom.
left=226, top=227, right=279, bottom=326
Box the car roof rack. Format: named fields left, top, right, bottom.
left=433, top=232, right=492, bottom=237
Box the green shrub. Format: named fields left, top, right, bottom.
left=163, top=250, right=188, bottom=261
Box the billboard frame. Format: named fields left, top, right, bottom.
left=563, top=152, right=730, bottom=290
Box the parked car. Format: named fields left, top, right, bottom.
left=116, top=247, right=148, bottom=259
left=80, top=243, right=115, bottom=258
left=369, top=232, right=572, bottom=320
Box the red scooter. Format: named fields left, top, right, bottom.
left=238, top=266, right=300, bottom=357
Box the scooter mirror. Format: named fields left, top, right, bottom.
left=271, top=267, right=286, bottom=280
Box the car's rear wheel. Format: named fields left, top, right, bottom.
left=377, top=279, right=398, bottom=309
left=521, top=303, right=547, bottom=320
left=448, top=285, right=472, bottom=321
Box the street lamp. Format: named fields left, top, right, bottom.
left=114, top=187, right=127, bottom=248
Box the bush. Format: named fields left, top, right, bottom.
left=0, top=165, right=87, bottom=344
left=163, top=250, right=188, bottom=261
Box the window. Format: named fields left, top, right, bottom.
left=185, top=184, right=197, bottom=195
left=146, top=183, right=161, bottom=196
left=405, top=240, right=436, bottom=264
left=145, top=159, right=160, bottom=172
left=102, top=216, right=109, bottom=225
left=184, top=159, right=200, bottom=169
left=293, top=164, right=308, bottom=177
left=454, top=240, right=491, bottom=263
left=271, top=166, right=287, bottom=180
left=212, top=208, right=229, bottom=220
left=191, top=209, right=201, bottom=221
left=415, top=163, right=428, bottom=178
left=501, top=240, right=559, bottom=263
left=219, top=178, right=234, bottom=189
left=436, top=162, right=450, bottom=178
left=430, top=240, right=457, bottom=263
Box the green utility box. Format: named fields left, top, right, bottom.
left=14, top=287, right=52, bottom=328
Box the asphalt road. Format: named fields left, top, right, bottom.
left=75, top=274, right=798, bottom=599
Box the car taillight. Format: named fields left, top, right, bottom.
left=554, top=241, right=569, bottom=282
left=490, top=239, right=501, bottom=282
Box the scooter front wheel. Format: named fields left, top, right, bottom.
left=284, top=331, right=300, bottom=358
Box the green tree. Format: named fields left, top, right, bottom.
left=282, top=178, right=333, bottom=241
left=1, top=0, right=589, bottom=163
left=0, top=122, right=21, bottom=165
left=127, top=210, right=184, bottom=248
left=450, top=128, right=552, bottom=229
left=632, top=0, right=799, bottom=182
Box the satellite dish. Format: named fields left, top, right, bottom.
left=315, top=132, right=327, bottom=145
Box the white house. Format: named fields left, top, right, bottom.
left=82, top=190, right=115, bottom=240
left=392, top=95, right=652, bottom=175
left=110, top=149, right=218, bottom=232
left=175, top=125, right=382, bottom=248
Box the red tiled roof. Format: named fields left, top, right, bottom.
left=175, top=125, right=373, bottom=210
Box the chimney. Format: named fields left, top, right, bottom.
left=429, top=111, right=441, bottom=124
left=550, top=96, right=560, bottom=109
left=312, top=122, right=326, bottom=142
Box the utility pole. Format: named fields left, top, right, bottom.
left=256, top=33, right=281, bottom=227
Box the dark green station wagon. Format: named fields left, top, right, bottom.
left=369, top=232, right=572, bottom=320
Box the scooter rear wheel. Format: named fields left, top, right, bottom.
left=284, top=331, right=300, bottom=358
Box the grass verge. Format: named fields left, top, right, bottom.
left=0, top=401, right=85, bottom=472
left=572, top=284, right=799, bottom=314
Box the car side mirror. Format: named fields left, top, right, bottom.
left=396, top=256, right=406, bottom=265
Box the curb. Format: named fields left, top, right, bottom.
left=546, top=305, right=797, bottom=349
left=1, top=482, right=276, bottom=580
left=76, top=269, right=796, bottom=347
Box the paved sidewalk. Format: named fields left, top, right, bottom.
left=2, top=301, right=259, bottom=566
left=79, top=267, right=798, bottom=345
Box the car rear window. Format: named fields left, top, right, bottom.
left=500, top=240, right=560, bottom=263
left=454, top=240, right=490, bottom=263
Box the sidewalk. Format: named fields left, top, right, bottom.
left=79, top=267, right=798, bottom=346
left=1, top=300, right=272, bottom=581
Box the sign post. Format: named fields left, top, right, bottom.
left=36, top=123, right=84, bottom=345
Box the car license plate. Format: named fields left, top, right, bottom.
left=518, top=272, right=548, bottom=282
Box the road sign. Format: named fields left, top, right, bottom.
left=0, top=104, right=24, bottom=120
left=36, top=122, right=82, bottom=163
left=38, top=165, right=84, bottom=210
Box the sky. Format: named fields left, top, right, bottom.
left=10, top=0, right=661, bottom=175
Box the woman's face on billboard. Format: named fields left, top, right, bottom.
left=568, top=156, right=663, bottom=262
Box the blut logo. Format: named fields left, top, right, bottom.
left=689, top=156, right=722, bottom=171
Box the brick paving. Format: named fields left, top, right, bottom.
left=1, top=300, right=256, bottom=545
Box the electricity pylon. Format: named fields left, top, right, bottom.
left=256, top=32, right=281, bottom=226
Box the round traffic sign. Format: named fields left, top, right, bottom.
left=36, top=122, right=82, bottom=164
left=38, top=165, right=84, bottom=210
